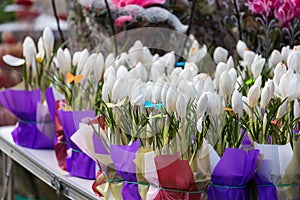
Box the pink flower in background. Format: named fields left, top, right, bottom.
left=246, top=0, right=272, bottom=15
left=274, top=0, right=297, bottom=26
left=111, top=0, right=166, bottom=8
left=115, top=15, right=133, bottom=26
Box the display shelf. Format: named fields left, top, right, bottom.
left=0, top=126, right=101, bottom=200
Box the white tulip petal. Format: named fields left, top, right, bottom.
left=2, top=54, right=25, bottom=66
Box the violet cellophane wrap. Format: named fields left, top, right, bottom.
left=110, top=140, right=142, bottom=200
left=0, top=89, right=54, bottom=149
left=207, top=148, right=260, bottom=200
left=154, top=153, right=201, bottom=200
left=45, top=87, right=67, bottom=169
left=253, top=160, right=278, bottom=200
left=57, top=110, right=96, bottom=179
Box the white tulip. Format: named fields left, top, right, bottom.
left=195, top=81, right=203, bottom=97
left=294, top=99, right=300, bottom=120
left=142, top=47, right=153, bottom=70
left=116, top=65, right=128, bottom=79
left=213, top=46, right=229, bottom=64
left=105, top=53, right=115, bottom=69
left=165, top=51, right=175, bottom=69
left=23, top=36, right=37, bottom=68
left=56, top=48, right=71, bottom=74
left=81, top=53, right=97, bottom=78
left=204, top=75, right=215, bottom=92
left=135, top=62, right=148, bottom=81
left=254, top=75, right=262, bottom=87
left=197, top=93, right=208, bottom=117
left=276, top=100, right=288, bottom=119
left=240, top=50, right=256, bottom=69
left=219, top=70, right=233, bottom=99
left=214, top=62, right=229, bottom=90
left=232, top=90, right=243, bottom=116
left=188, top=41, right=207, bottom=63
left=152, top=78, right=164, bottom=103
left=105, top=70, right=116, bottom=98
left=2, top=54, right=25, bottom=66
left=36, top=37, right=45, bottom=61
left=112, top=76, right=129, bottom=103
left=228, top=68, right=237, bottom=91
left=127, top=40, right=143, bottom=67
left=179, top=68, right=194, bottom=81
left=161, top=82, right=169, bottom=106
left=151, top=60, right=164, bottom=81
left=207, top=92, right=222, bottom=118
left=278, top=70, right=300, bottom=100
left=75, top=49, right=89, bottom=74
left=268, top=50, right=281, bottom=68
left=176, top=94, right=187, bottom=122
left=102, top=83, right=109, bottom=103
left=145, top=82, right=154, bottom=102
left=265, top=79, right=275, bottom=97
left=227, top=56, right=234, bottom=69
left=274, top=62, right=287, bottom=85
left=281, top=45, right=291, bottom=63
left=94, top=53, right=104, bottom=82
left=287, top=49, right=300, bottom=73
left=260, top=86, right=271, bottom=109
left=184, top=62, right=198, bottom=76
left=42, top=27, right=54, bottom=61
left=251, top=54, right=265, bottom=78
left=178, top=79, right=196, bottom=102
left=130, top=79, right=146, bottom=106
left=236, top=40, right=248, bottom=59
left=165, top=85, right=178, bottom=113
left=248, top=84, right=261, bottom=108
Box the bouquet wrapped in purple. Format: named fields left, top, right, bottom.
left=0, top=89, right=54, bottom=149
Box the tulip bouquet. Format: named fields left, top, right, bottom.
left=0, top=27, right=56, bottom=149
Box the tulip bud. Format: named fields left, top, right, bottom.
left=112, top=76, right=129, bottom=103
left=287, top=49, right=300, bottom=73
left=94, top=53, right=104, bottom=82
left=197, top=93, right=208, bottom=117
left=176, top=94, right=187, bottom=122
left=276, top=100, right=287, bottom=119
left=268, top=50, right=281, bottom=68
left=251, top=54, right=265, bottom=78
left=166, top=85, right=178, bottom=113
left=23, top=36, right=37, bottom=68
left=42, top=27, right=54, bottom=61
left=130, top=79, right=146, bottom=106
left=219, top=70, right=233, bottom=99
left=232, top=90, right=243, bottom=116
left=116, top=65, right=128, bottom=79
left=248, top=84, right=261, bottom=108
left=260, top=86, right=271, bottom=109
left=213, top=47, right=229, bottom=64
left=236, top=40, right=248, bottom=59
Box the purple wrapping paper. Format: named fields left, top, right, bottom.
left=207, top=148, right=260, bottom=200
left=57, top=110, right=96, bottom=179
left=110, top=140, right=142, bottom=200
left=0, top=89, right=54, bottom=149
left=253, top=160, right=278, bottom=200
